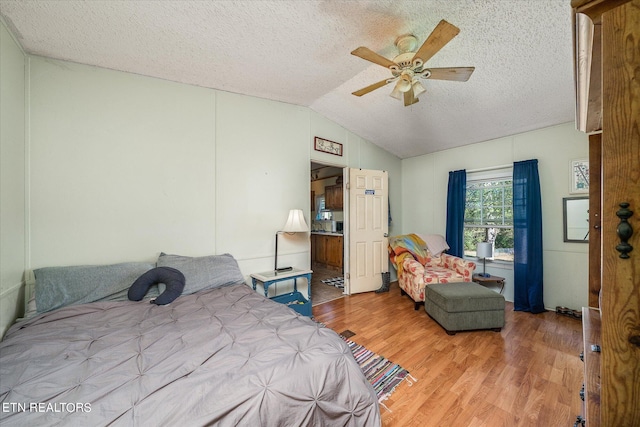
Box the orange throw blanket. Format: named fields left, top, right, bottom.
left=388, top=234, right=430, bottom=281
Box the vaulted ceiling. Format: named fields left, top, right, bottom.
left=0, top=1, right=576, bottom=159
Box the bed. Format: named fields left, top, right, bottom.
left=0, top=253, right=381, bottom=426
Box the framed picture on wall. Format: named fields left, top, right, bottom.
left=314, top=137, right=343, bottom=156
left=570, top=159, right=589, bottom=194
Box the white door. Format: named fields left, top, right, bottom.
left=348, top=168, right=389, bottom=294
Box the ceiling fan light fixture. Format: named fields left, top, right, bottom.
left=389, top=83, right=403, bottom=100
left=396, top=78, right=412, bottom=93
left=350, top=20, right=472, bottom=107
left=395, top=70, right=414, bottom=93
left=412, top=80, right=426, bottom=97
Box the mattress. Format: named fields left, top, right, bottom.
left=0, top=283, right=380, bottom=426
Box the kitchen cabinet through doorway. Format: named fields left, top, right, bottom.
left=311, top=233, right=343, bottom=271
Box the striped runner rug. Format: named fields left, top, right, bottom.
left=342, top=336, right=416, bottom=405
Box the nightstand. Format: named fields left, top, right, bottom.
left=251, top=268, right=313, bottom=316
left=472, top=273, right=505, bottom=294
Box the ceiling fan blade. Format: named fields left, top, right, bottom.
left=413, top=20, right=460, bottom=64
left=352, top=79, right=392, bottom=97
left=351, top=47, right=397, bottom=69
left=425, top=67, right=475, bottom=82
left=404, top=89, right=419, bottom=107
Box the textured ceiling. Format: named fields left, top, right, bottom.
left=0, top=0, right=576, bottom=159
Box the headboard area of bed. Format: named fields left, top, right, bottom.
left=19, top=252, right=247, bottom=320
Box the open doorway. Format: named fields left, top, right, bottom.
left=310, top=161, right=346, bottom=305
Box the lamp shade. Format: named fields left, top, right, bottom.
left=412, top=80, right=426, bottom=97
left=389, top=83, right=403, bottom=100
left=396, top=75, right=412, bottom=93
left=281, top=209, right=309, bottom=233
left=476, top=242, right=494, bottom=259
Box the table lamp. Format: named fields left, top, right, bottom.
left=476, top=242, right=494, bottom=277
left=275, top=209, right=309, bottom=272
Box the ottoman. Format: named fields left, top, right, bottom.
left=424, top=282, right=505, bottom=335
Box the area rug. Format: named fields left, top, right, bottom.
left=315, top=322, right=416, bottom=408
left=321, top=276, right=344, bottom=288
left=341, top=336, right=416, bottom=406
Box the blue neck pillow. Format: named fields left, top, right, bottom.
left=128, top=267, right=185, bottom=305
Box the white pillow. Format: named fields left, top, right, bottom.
left=417, top=233, right=450, bottom=258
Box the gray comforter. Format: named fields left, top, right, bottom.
left=0, top=284, right=381, bottom=426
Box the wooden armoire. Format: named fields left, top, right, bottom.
left=572, top=0, right=640, bottom=426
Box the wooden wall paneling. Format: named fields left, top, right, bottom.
left=572, top=0, right=632, bottom=21
left=582, top=307, right=602, bottom=426
left=571, top=0, right=632, bottom=132
left=600, top=1, right=640, bottom=425
left=573, top=1, right=640, bottom=425
left=588, top=134, right=602, bottom=308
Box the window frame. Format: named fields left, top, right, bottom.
left=463, top=167, right=514, bottom=265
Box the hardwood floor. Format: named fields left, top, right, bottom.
left=313, top=281, right=584, bottom=427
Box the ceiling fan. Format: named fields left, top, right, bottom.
left=351, top=20, right=474, bottom=107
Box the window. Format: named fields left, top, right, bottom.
left=464, top=170, right=514, bottom=262
left=315, top=195, right=331, bottom=220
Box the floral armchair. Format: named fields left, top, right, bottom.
left=388, top=234, right=476, bottom=310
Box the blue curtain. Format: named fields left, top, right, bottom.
left=445, top=170, right=466, bottom=258
left=513, top=159, right=544, bottom=313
